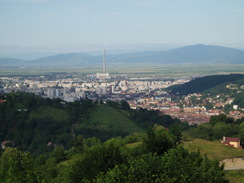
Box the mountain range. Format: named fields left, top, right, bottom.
left=0, top=44, right=244, bottom=67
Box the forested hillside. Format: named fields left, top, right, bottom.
left=170, top=74, right=244, bottom=95
left=0, top=92, right=180, bottom=155
left=203, top=78, right=244, bottom=95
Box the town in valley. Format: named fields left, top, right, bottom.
left=1, top=70, right=243, bottom=125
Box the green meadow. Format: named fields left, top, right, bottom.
left=89, top=105, right=143, bottom=134
left=31, top=106, right=70, bottom=121
left=182, top=138, right=244, bottom=160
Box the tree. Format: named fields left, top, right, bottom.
left=143, top=125, right=177, bottom=155
left=95, top=153, right=164, bottom=183
left=169, top=123, right=182, bottom=142
left=99, top=99, right=104, bottom=105
left=212, top=122, right=239, bottom=139
left=160, top=146, right=227, bottom=183
left=83, top=137, right=101, bottom=150
left=69, top=138, right=125, bottom=182
left=187, top=125, right=212, bottom=140
left=50, top=146, right=67, bottom=164
left=120, top=100, right=130, bottom=110
left=209, top=114, right=235, bottom=125
left=0, top=148, right=36, bottom=183
left=72, top=135, right=84, bottom=153
left=94, top=146, right=228, bottom=183
left=238, top=122, right=244, bottom=147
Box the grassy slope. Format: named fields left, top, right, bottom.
left=183, top=138, right=244, bottom=183
left=182, top=138, right=244, bottom=160
left=225, top=170, right=244, bottom=183
left=31, top=106, right=70, bottom=121
left=89, top=105, right=143, bottom=134
left=126, top=141, right=143, bottom=148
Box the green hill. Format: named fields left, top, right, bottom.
left=202, top=78, right=244, bottom=95
left=31, top=106, right=70, bottom=121
left=202, top=78, right=244, bottom=108
left=89, top=105, right=143, bottom=134
left=170, top=74, right=244, bottom=95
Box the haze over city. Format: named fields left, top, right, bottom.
left=1, top=0, right=244, bottom=59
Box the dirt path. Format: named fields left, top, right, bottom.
left=220, top=157, right=244, bottom=170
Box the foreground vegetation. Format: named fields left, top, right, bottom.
left=0, top=125, right=228, bottom=183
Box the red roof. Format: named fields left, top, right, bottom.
left=223, top=137, right=240, bottom=143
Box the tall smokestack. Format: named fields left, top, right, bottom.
left=103, top=49, right=106, bottom=73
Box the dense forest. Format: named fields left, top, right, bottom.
left=170, top=74, right=244, bottom=95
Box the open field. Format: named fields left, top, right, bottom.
left=31, top=106, right=70, bottom=121
left=1, top=64, right=244, bottom=77
left=89, top=105, right=143, bottom=134
left=182, top=138, right=244, bottom=160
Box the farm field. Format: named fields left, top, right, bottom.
left=1, top=64, right=244, bottom=77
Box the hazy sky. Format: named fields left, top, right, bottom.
left=1, top=0, right=244, bottom=55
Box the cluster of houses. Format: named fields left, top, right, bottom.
left=128, top=91, right=243, bottom=125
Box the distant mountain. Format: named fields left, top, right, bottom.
left=107, top=44, right=244, bottom=64
left=0, top=58, right=29, bottom=67
left=31, top=53, right=99, bottom=66
left=169, top=74, right=244, bottom=96
left=165, top=44, right=244, bottom=64
left=0, top=44, right=244, bottom=67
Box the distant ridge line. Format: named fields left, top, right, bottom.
left=0, top=44, right=243, bottom=67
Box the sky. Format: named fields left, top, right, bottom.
left=1, top=0, right=244, bottom=58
